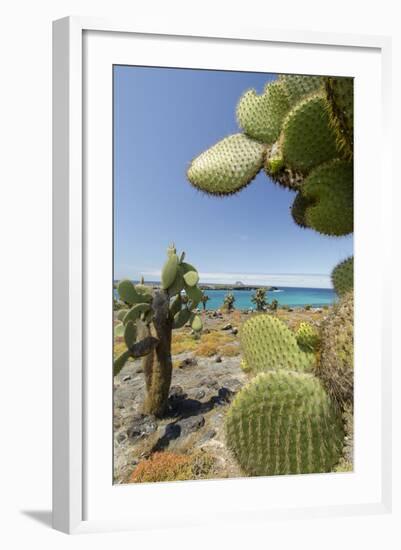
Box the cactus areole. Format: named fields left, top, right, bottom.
left=114, top=245, right=203, bottom=417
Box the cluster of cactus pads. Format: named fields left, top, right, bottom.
left=226, top=312, right=348, bottom=476
left=187, top=74, right=353, bottom=238
left=114, top=245, right=203, bottom=417
left=186, top=73, right=354, bottom=281
left=226, top=252, right=354, bottom=476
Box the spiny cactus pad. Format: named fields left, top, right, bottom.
left=325, top=77, right=353, bottom=159
left=225, top=370, right=344, bottom=476
left=279, top=75, right=324, bottom=107
left=296, top=322, right=320, bottom=352
left=291, top=192, right=313, bottom=228
left=331, top=257, right=354, bottom=297
left=282, top=94, right=339, bottom=173
left=240, top=314, right=315, bottom=373
left=301, top=159, right=353, bottom=236
left=236, top=81, right=290, bottom=144
left=187, top=134, right=266, bottom=195
left=318, top=292, right=353, bottom=408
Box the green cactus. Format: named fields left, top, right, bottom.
left=113, top=245, right=204, bottom=417
left=300, top=159, right=353, bottom=236
left=281, top=94, right=339, bottom=173
left=186, top=76, right=353, bottom=239
left=223, top=292, right=236, bottom=311
left=240, top=314, right=315, bottom=374
left=331, top=256, right=353, bottom=297
left=251, top=288, right=268, bottom=311
left=290, top=192, right=313, bottom=228
left=317, top=292, right=353, bottom=408
left=296, top=322, right=320, bottom=352
left=187, top=134, right=266, bottom=195
left=225, top=370, right=344, bottom=476
left=325, top=77, right=353, bottom=160
left=279, top=74, right=325, bottom=107
left=236, top=81, right=290, bottom=144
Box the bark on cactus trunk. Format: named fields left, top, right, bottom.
left=142, top=291, right=174, bottom=418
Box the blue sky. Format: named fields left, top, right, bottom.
left=114, top=66, right=353, bottom=288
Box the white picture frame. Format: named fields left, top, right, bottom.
left=52, top=16, right=393, bottom=535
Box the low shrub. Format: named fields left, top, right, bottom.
left=129, top=451, right=214, bottom=483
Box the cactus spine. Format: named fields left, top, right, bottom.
left=114, top=245, right=203, bottom=417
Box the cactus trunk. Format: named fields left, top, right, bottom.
left=142, top=291, right=173, bottom=417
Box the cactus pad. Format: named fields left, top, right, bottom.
left=331, top=256, right=353, bottom=297
left=282, top=94, right=339, bottom=173
left=279, top=75, right=324, bottom=106
left=291, top=192, right=312, bottom=228
left=301, top=159, right=353, bottom=236
left=325, top=77, right=353, bottom=159
left=317, top=292, right=353, bottom=408
left=187, top=134, right=266, bottom=195
left=236, top=81, right=290, bottom=144
left=117, top=279, right=141, bottom=305
left=296, top=322, right=320, bottom=352
left=161, top=253, right=179, bottom=289
left=240, top=314, right=315, bottom=373
left=225, top=370, right=344, bottom=476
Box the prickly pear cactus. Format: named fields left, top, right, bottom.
left=114, top=245, right=204, bottom=417
left=298, top=159, right=353, bottom=236
left=240, top=314, right=315, bottom=374
left=223, top=292, right=236, bottom=311
left=225, top=370, right=344, bottom=476
left=295, top=322, right=320, bottom=352
left=281, top=94, right=339, bottom=173
left=331, top=256, right=354, bottom=297
left=279, top=74, right=324, bottom=107
left=187, top=134, right=266, bottom=195
left=236, top=81, right=290, bottom=144
left=325, top=77, right=354, bottom=160
left=251, top=288, right=268, bottom=311
left=186, top=74, right=353, bottom=239
left=317, top=292, right=354, bottom=408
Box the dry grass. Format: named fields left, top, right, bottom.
left=171, top=329, right=236, bottom=357
left=194, top=331, right=235, bottom=357
left=114, top=338, right=130, bottom=359
left=220, top=344, right=241, bottom=357
left=171, top=332, right=198, bottom=354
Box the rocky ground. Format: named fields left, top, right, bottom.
left=114, top=306, right=353, bottom=483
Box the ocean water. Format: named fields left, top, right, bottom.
left=114, top=284, right=336, bottom=310
left=202, top=287, right=336, bottom=310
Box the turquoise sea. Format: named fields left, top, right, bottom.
left=203, top=287, right=335, bottom=310
left=114, top=284, right=336, bottom=310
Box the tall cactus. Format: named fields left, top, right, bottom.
left=251, top=288, right=268, bottom=311
left=114, top=245, right=203, bottom=417
left=226, top=370, right=344, bottom=476
left=223, top=292, right=236, bottom=311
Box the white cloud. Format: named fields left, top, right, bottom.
left=140, top=269, right=331, bottom=288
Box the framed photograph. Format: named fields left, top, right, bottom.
left=53, top=17, right=392, bottom=534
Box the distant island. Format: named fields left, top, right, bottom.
left=113, top=280, right=278, bottom=292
